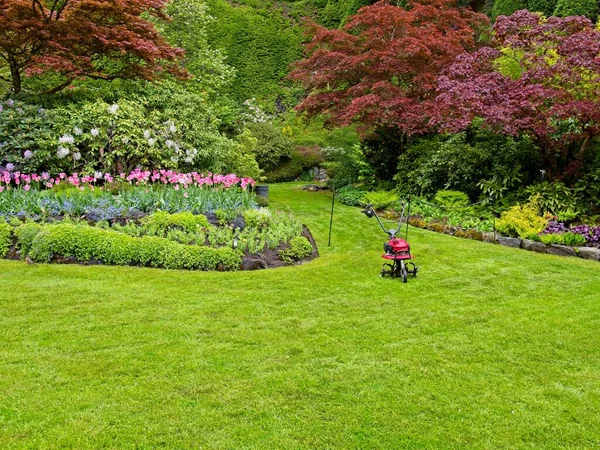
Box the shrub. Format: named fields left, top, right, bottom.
left=243, top=208, right=272, bottom=228
left=246, top=122, right=294, bottom=172
left=554, top=0, right=598, bottom=20
left=336, top=185, right=366, bottom=206
left=279, top=236, right=312, bottom=264
left=362, top=190, right=398, bottom=211
left=0, top=222, right=12, bottom=257
left=492, top=0, right=526, bottom=19
left=141, top=211, right=210, bottom=236
left=526, top=182, right=581, bottom=216
left=20, top=223, right=241, bottom=271
left=321, top=145, right=373, bottom=188
left=264, top=145, right=324, bottom=182
left=433, top=190, right=470, bottom=208
left=496, top=201, right=548, bottom=238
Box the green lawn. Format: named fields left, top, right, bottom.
left=1, top=183, right=600, bottom=449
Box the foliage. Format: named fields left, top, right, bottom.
left=336, top=185, right=366, bottom=206
left=526, top=182, right=581, bottom=216
left=434, top=11, right=600, bottom=180
left=264, top=146, right=324, bottom=183
left=0, top=171, right=256, bottom=220
left=290, top=0, right=489, bottom=136
left=496, top=200, right=548, bottom=238
left=17, top=223, right=241, bottom=270
left=491, top=0, right=526, bottom=19
left=141, top=211, right=210, bottom=236
left=278, top=236, right=313, bottom=264
left=553, top=0, right=598, bottom=21
left=396, top=130, right=538, bottom=200
left=321, top=145, right=373, bottom=188
left=362, top=190, right=398, bottom=211
left=0, top=0, right=185, bottom=94
left=433, top=190, right=470, bottom=208
left=527, top=0, right=557, bottom=16
left=246, top=123, right=294, bottom=172
left=0, top=221, right=11, bottom=257
left=204, top=0, right=303, bottom=103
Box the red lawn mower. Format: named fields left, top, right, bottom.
left=362, top=202, right=419, bottom=283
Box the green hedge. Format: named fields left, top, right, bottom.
left=17, top=223, right=241, bottom=271
left=0, top=222, right=12, bottom=258
left=554, top=0, right=598, bottom=20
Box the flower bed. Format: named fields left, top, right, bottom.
left=0, top=170, right=318, bottom=270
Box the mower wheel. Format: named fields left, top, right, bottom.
left=400, top=261, right=408, bottom=283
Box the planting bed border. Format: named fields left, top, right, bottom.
left=408, top=215, right=600, bottom=262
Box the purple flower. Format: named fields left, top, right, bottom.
left=23, top=150, right=34, bottom=159
left=5, top=163, right=14, bottom=172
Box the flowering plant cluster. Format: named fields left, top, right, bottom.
left=541, top=221, right=600, bottom=248
left=0, top=168, right=255, bottom=193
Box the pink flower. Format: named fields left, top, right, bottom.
left=23, top=184, right=31, bottom=191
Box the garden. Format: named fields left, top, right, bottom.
left=2, top=0, right=600, bottom=448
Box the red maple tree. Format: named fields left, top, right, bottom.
left=289, top=0, right=489, bottom=137
left=0, top=0, right=186, bottom=94
left=434, top=10, right=600, bottom=178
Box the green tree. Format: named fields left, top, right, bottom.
left=527, top=0, right=557, bottom=16
left=492, top=0, right=526, bottom=18
left=554, top=0, right=598, bottom=20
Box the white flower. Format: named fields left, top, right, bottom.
left=57, top=146, right=70, bottom=158
left=143, top=130, right=151, bottom=139
left=165, top=139, right=174, bottom=149
left=184, top=156, right=193, bottom=163
left=107, top=103, right=119, bottom=115
left=59, top=134, right=75, bottom=144
left=73, top=127, right=83, bottom=136
left=73, top=152, right=81, bottom=161
left=148, top=138, right=155, bottom=146
left=122, top=136, right=130, bottom=144
left=90, top=128, right=100, bottom=137
left=171, top=156, right=179, bottom=163
left=169, top=124, right=177, bottom=133
left=94, top=171, right=103, bottom=180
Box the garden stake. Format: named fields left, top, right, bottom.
left=328, top=188, right=335, bottom=247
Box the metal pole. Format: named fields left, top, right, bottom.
left=328, top=189, right=335, bottom=247
left=405, top=197, right=411, bottom=241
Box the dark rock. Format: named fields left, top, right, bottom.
left=231, top=217, right=246, bottom=231
left=443, top=226, right=458, bottom=236
left=86, top=259, right=104, bottom=266
left=521, top=239, right=547, bottom=253
left=241, top=256, right=264, bottom=271
left=301, top=225, right=319, bottom=258
left=576, top=247, right=600, bottom=261
left=216, top=263, right=226, bottom=272
left=547, top=244, right=577, bottom=257
left=128, top=210, right=147, bottom=221
left=302, top=184, right=327, bottom=192
left=497, top=236, right=522, bottom=248
left=203, top=212, right=220, bottom=226
left=53, top=255, right=78, bottom=264
left=6, top=246, right=20, bottom=260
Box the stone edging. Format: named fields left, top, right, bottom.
left=407, top=217, right=600, bottom=262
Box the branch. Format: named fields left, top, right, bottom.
left=42, top=77, right=75, bottom=95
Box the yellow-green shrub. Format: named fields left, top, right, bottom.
left=496, top=201, right=548, bottom=238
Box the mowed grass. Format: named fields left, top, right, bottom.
left=1, top=183, right=600, bottom=449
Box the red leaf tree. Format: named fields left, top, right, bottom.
left=434, top=10, right=600, bottom=178
left=0, top=0, right=186, bottom=94
left=290, top=0, right=488, bottom=136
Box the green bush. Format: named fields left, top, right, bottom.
left=540, top=232, right=585, bottom=247
left=264, top=146, right=323, bottom=182
left=526, top=182, right=581, bottom=216
left=336, top=185, right=366, bottom=207
left=14, top=222, right=43, bottom=256
left=243, top=208, right=272, bottom=228
left=496, top=201, right=548, bottom=238
left=322, top=145, right=373, bottom=188
left=246, top=122, right=294, bottom=172
left=527, top=0, right=557, bottom=16
left=554, top=0, right=598, bottom=20
left=0, top=222, right=12, bottom=257
left=362, top=190, right=398, bottom=211
left=433, top=190, right=470, bottom=208
left=141, top=211, right=210, bottom=235
left=20, top=223, right=241, bottom=271
left=492, top=0, right=526, bottom=18
left=279, top=236, right=312, bottom=264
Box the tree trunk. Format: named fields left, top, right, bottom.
left=7, top=53, right=21, bottom=94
